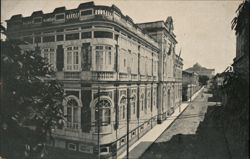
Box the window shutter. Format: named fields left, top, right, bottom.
left=56, top=45, right=64, bottom=71
left=81, top=43, right=91, bottom=71
left=81, top=90, right=92, bottom=132
left=114, top=88, right=119, bottom=130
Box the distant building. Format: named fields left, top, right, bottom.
left=182, top=70, right=200, bottom=101
left=185, top=63, right=215, bottom=79
left=5, top=1, right=183, bottom=158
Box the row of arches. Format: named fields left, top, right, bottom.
left=63, top=90, right=158, bottom=130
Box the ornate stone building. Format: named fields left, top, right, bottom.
left=5, top=2, right=183, bottom=158
left=182, top=70, right=200, bottom=101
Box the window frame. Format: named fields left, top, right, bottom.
left=95, top=45, right=113, bottom=71
left=33, top=17, right=42, bottom=24
left=67, top=143, right=77, bottom=151
left=55, top=13, right=65, bottom=21
left=80, top=9, right=93, bottom=16
left=65, top=46, right=81, bottom=71
left=95, top=98, right=112, bottom=126
left=42, top=48, right=56, bottom=70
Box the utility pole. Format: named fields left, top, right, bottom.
left=190, top=85, right=192, bottom=102
left=97, top=73, right=101, bottom=159
left=126, top=84, right=133, bottom=159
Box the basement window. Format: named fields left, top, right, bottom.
left=67, top=143, right=76, bottom=151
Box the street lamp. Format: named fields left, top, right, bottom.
left=189, top=84, right=192, bottom=102
left=95, top=73, right=101, bottom=159
left=125, top=84, right=135, bottom=159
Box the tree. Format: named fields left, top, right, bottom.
left=0, top=25, right=65, bottom=159
left=198, top=75, right=209, bottom=86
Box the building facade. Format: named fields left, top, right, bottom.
left=182, top=70, right=200, bottom=101
left=5, top=2, right=183, bottom=158
left=232, top=1, right=249, bottom=81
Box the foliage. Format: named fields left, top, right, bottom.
left=0, top=25, right=65, bottom=158
left=198, top=75, right=209, bottom=86
left=220, top=69, right=249, bottom=157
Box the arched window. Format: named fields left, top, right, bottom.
left=120, top=97, right=127, bottom=120
left=147, top=91, right=151, bottom=112
left=130, top=95, right=136, bottom=115
left=167, top=89, right=171, bottom=108
left=140, top=93, right=144, bottom=111
left=95, top=99, right=111, bottom=126
left=66, top=98, right=79, bottom=129
left=153, top=88, right=157, bottom=108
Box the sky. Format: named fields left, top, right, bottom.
left=1, top=0, right=242, bottom=73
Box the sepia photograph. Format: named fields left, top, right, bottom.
left=0, top=0, right=249, bottom=158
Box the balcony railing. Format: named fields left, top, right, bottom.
left=119, top=73, right=128, bottom=80
left=92, top=71, right=115, bottom=81
left=64, top=72, right=80, bottom=79
left=7, top=5, right=159, bottom=48
left=131, top=74, right=138, bottom=80
left=66, top=121, right=79, bottom=129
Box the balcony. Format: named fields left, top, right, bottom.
left=66, top=121, right=80, bottom=129
left=64, top=72, right=80, bottom=79
left=131, top=74, right=138, bottom=80
left=7, top=4, right=159, bottom=49
left=92, top=71, right=115, bottom=81
left=119, top=73, right=128, bottom=80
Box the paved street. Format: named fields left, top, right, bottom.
left=140, top=88, right=231, bottom=159
left=153, top=90, right=208, bottom=144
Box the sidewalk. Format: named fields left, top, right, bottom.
left=117, top=87, right=204, bottom=159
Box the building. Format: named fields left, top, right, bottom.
left=185, top=63, right=215, bottom=79
left=232, top=1, right=249, bottom=81
left=137, top=17, right=184, bottom=120
left=5, top=2, right=183, bottom=158
left=182, top=70, right=199, bottom=101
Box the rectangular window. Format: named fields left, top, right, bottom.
left=67, top=143, right=76, bottom=151
left=81, top=32, right=91, bottom=39
left=56, top=29, right=64, bottom=32
left=108, top=51, right=112, bottom=65
left=43, top=48, right=55, bottom=69
left=94, top=31, right=113, bottom=39
left=80, top=10, right=93, bottom=16
left=34, top=37, right=41, bottom=43
left=81, top=25, right=92, bottom=29
left=67, top=107, right=72, bottom=122
left=96, top=51, right=103, bottom=68
left=56, top=14, right=65, bottom=20
left=95, top=45, right=112, bottom=70
left=43, top=35, right=55, bottom=43
left=33, top=17, right=42, bottom=23
left=79, top=144, right=93, bottom=153
left=66, top=33, right=79, bottom=40
left=56, top=35, right=64, bottom=41
left=66, top=46, right=80, bottom=71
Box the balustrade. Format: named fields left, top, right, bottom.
left=92, top=71, right=114, bottom=80
left=64, top=72, right=80, bottom=79
left=119, top=73, right=128, bottom=80
left=131, top=74, right=138, bottom=80
left=66, top=121, right=79, bottom=129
